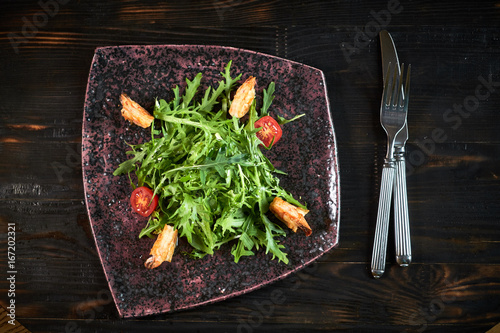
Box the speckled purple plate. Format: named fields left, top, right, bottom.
left=82, top=45, right=339, bottom=318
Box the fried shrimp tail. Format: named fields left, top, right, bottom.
left=144, top=224, right=178, bottom=269
left=120, top=93, right=154, bottom=128
left=269, top=197, right=312, bottom=236
left=229, top=76, right=256, bottom=118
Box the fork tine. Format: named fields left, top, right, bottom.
left=390, top=63, right=398, bottom=106
left=404, top=64, right=411, bottom=109
left=383, top=62, right=393, bottom=105
left=398, top=63, right=405, bottom=107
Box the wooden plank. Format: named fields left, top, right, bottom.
left=14, top=320, right=497, bottom=333
left=0, top=306, right=31, bottom=332
left=488, top=322, right=500, bottom=333
left=5, top=263, right=500, bottom=332
left=2, top=1, right=500, bottom=28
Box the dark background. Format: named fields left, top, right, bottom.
left=1, top=0, right=500, bottom=332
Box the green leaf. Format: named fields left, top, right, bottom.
left=277, top=113, right=305, bottom=125
left=172, top=86, right=181, bottom=108
left=231, top=234, right=255, bottom=263
left=261, top=82, right=275, bottom=116
left=154, top=113, right=219, bottom=133
left=182, top=73, right=202, bottom=107
left=199, top=81, right=226, bottom=112
left=261, top=215, right=288, bottom=264
left=113, top=149, right=146, bottom=176
left=221, top=60, right=242, bottom=95
left=216, top=207, right=246, bottom=234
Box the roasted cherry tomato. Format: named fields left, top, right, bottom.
left=254, top=116, right=282, bottom=148
left=130, top=186, right=159, bottom=217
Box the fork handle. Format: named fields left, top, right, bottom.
left=371, top=160, right=395, bottom=278
left=394, top=152, right=411, bottom=266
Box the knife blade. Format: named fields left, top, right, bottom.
left=379, top=30, right=412, bottom=266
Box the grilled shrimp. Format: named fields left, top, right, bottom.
left=229, top=76, right=256, bottom=118
left=120, top=93, right=154, bottom=128
left=144, top=224, right=178, bottom=269
left=269, top=197, right=312, bottom=236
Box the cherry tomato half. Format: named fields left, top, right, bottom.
left=130, top=186, right=159, bottom=217
left=254, top=116, right=282, bottom=148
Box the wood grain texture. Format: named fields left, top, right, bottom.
left=0, top=306, right=31, bottom=332
left=1, top=0, right=500, bottom=331
left=2, top=0, right=499, bottom=28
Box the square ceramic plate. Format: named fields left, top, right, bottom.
left=82, top=45, right=340, bottom=318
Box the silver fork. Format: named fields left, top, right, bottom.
left=371, top=63, right=411, bottom=278
left=394, top=114, right=411, bottom=266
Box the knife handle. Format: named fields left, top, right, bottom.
left=394, top=151, right=411, bottom=266
left=371, top=160, right=395, bottom=278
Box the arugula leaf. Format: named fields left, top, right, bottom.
left=261, top=214, right=288, bottom=264
left=182, top=73, right=202, bottom=108
left=261, top=82, right=275, bottom=117
left=199, top=82, right=226, bottom=112
left=221, top=60, right=242, bottom=96
left=113, top=149, right=146, bottom=176
left=276, top=113, right=305, bottom=125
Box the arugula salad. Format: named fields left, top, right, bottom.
left=113, top=62, right=311, bottom=268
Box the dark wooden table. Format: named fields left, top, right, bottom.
left=1, top=1, right=500, bottom=332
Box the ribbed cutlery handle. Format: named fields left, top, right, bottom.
left=371, top=162, right=395, bottom=278
left=394, top=153, right=411, bottom=266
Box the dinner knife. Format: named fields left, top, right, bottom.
left=380, top=30, right=412, bottom=267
